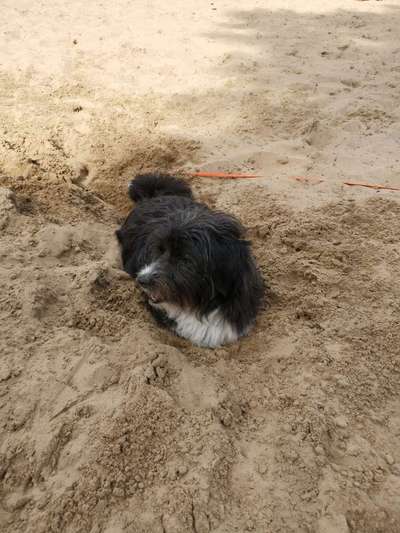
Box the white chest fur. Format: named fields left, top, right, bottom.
left=151, top=302, right=239, bottom=348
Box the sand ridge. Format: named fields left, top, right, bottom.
left=1, top=1, right=400, bottom=532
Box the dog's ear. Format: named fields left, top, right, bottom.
left=212, top=238, right=264, bottom=331
left=208, top=212, right=248, bottom=297
left=212, top=239, right=250, bottom=298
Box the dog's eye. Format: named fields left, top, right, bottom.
left=158, top=244, right=166, bottom=254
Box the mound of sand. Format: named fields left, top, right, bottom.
left=1, top=1, right=400, bottom=532
left=1, top=176, right=400, bottom=533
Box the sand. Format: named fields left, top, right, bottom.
left=1, top=1, right=400, bottom=532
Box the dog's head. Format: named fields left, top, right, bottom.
left=133, top=207, right=259, bottom=314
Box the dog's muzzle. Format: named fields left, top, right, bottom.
left=136, top=271, right=163, bottom=304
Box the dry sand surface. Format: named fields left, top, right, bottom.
left=1, top=0, right=400, bottom=532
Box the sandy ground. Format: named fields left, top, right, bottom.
left=1, top=1, right=400, bottom=532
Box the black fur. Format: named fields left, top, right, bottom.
left=116, top=173, right=264, bottom=345
left=128, top=173, right=193, bottom=202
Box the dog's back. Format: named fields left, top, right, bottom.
left=128, top=173, right=193, bottom=202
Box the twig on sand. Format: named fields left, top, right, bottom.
left=343, top=181, right=400, bottom=192
left=290, top=176, right=324, bottom=184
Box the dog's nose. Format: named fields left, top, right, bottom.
left=137, top=274, right=154, bottom=288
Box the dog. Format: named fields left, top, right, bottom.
left=116, top=173, right=264, bottom=347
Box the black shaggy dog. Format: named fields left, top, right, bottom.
left=116, top=173, right=264, bottom=347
